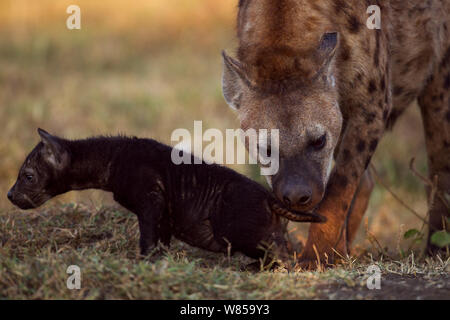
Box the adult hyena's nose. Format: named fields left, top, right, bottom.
left=274, top=174, right=326, bottom=212
left=275, top=181, right=313, bottom=208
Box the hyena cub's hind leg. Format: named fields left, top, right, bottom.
left=418, top=53, right=450, bottom=254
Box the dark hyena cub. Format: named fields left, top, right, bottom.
left=8, top=129, right=324, bottom=260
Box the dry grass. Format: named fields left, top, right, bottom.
left=0, top=0, right=447, bottom=299
left=1, top=205, right=448, bottom=299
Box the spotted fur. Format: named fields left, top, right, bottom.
left=222, top=0, right=450, bottom=268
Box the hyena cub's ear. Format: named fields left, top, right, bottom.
left=221, top=51, right=248, bottom=110
left=37, top=128, right=70, bottom=170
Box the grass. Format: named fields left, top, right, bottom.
left=0, top=0, right=447, bottom=299
left=1, top=205, right=448, bottom=299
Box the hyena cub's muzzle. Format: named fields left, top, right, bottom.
left=7, top=185, right=34, bottom=209
left=7, top=183, right=48, bottom=210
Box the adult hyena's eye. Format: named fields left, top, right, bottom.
left=310, top=134, right=326, bottom=151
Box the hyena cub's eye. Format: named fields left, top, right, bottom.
left=310, top=134, right=327, bottom=151
left=24, top=173, right=34, bottom=183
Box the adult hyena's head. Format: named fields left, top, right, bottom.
left=222, top=33, right=342, bottom=212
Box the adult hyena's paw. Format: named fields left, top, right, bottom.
left=295, top=258, right=319, bottom=271
left=296, top=245, right=339, bottom=271
left=295, top=256, right=335, bottom=271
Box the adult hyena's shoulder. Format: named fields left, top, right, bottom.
left=387, top=0, right=450, bottom=125
left=236, top=0, right=448, bottom=98
left=236, top=0, right=382, bottom=86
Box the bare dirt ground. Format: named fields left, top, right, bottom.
left=316, top=274, right=450, bottom=300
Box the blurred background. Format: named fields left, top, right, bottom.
left=0, top=0, right=430, bottom=253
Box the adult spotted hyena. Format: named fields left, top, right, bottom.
left=222, top=0, right=450, bottom=268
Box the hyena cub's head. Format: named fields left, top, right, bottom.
left=7, top=129, right=70, bottom=209
left=222, top=33, right=342, bottom=212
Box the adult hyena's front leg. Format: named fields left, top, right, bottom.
left=299, top=169, right=375, bottom=269
left=300, top=123, right=384, bottom=268
left=418, top=52, right=450, bottom=254
left=346, top=169, right=375, bottom=247
left=300, top=33, right=392, bottom=268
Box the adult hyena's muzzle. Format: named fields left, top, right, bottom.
left=272, top=157, right=325, bottom=212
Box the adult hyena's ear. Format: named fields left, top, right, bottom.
left=317, top=32, right=339, bottom=71
left=221, top=50, right=247, bottom=110
left=37, top=128, right=70, bottom=170
left=316, top=32, right=339, bottom=86
left=319, top=32, right=338, bottom=61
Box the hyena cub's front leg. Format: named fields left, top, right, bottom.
left=135, top=193, right=168, bottom=257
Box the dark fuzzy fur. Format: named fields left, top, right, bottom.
left=8, top=129, right=323, bottom=260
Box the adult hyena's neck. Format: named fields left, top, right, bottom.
left=64, top=137, right=126, bottom=192
left=236, top=0, right=340, bottom=84
left=237, top=0, right=367, bottom=51
left=238, top=0, right=332, bottom=46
